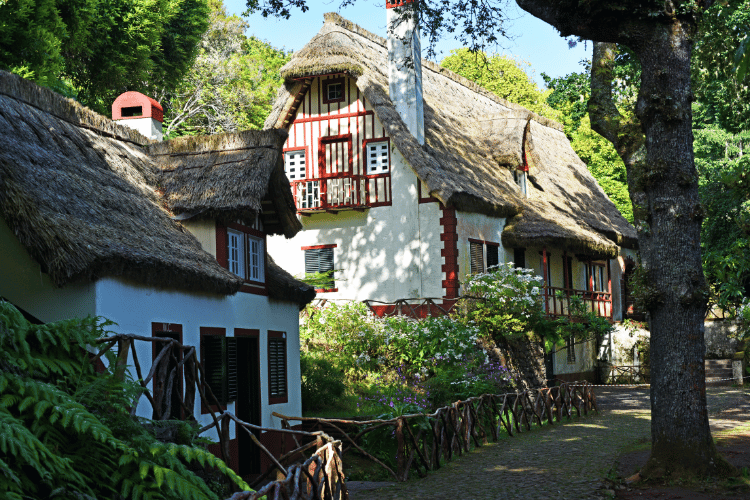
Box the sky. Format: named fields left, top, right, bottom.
left=223, top=0, right=590, bottom=88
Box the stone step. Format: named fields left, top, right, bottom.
left=705, top=358, right=735, bottom=386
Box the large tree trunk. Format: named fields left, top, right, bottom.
left=515, top=0, right=734, bottom=478
left=631, top=20, right=728, bottom=477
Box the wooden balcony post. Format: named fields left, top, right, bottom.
left=607, top=259, right=613, bottom=320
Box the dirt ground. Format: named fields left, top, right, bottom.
left=608, top=387, right=750, bottom=500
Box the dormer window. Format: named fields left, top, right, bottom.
left=514, top=169, right=528, bottom=197
left=323, top=78, right=345, bottom=104
left=284, top=150, right=306, bottom=180
left=222, top=220, right=265, bottom=286
left=365, top=140, right=390, bottom=174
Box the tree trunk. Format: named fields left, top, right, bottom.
left=631, top=20, right=731, bottom=478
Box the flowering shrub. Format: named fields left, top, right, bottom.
left=459, top=263, right=546, bottom=339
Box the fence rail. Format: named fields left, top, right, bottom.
left=605, top=364, right=649, bottom=384
left=95, top=334, right=347, bottom=499
left=274, top=381, right=597, bottom=482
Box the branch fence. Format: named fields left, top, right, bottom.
left=274, top=381, right=597, bottom=482
left=95, top=334, right=347, bottom=499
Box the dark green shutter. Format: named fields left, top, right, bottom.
left=226, top=337, right=238, bottom=403
left=268, top=338, right=287, bottom=398
left=305, top=248, right=335, bottom=288
left=203, top=335, right=227, bottom=405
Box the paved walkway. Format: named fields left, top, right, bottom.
left=347, top=386, right=750, bottom=500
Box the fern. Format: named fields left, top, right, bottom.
left=0, top=301, right=250, bottom=500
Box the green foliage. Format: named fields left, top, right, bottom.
left=544, top=294, right=614, bottom=354
left=162, top=0, right=290, bottom=137
left=440, top=48, right=563, bottom=121
left=299, top=353, right=345, bottom=411
left=0, top=0, right=209, bottom=115
left=695, top=128, right=750, bottom=311
left=0, top=301, right=248, bottom=499
left=694, top=0, right=750, bottom=132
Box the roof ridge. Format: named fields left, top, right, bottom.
left=322, top=12, right=563, bottom=132
left=0, top=70, right=153, bottom=146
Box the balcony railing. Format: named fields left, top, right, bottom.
left=291, top=174, right=391, bottom=212
left=543, top=286, right=612, bottom=320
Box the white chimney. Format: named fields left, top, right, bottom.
left=387, top=0, right=424, bottom=145
left=112, top=91, right=164, bottom=141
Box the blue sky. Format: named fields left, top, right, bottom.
left=224, top=0, right=590, bottom=88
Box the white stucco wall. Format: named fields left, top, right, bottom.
left=455, top=211, right=506, bottom=283
left=552, top=338, right=597, bottom=376
left=267, top=145, right=444, bottom=302
left=0, top=217, right=96, bottom=322
left=93, top=277, right=302, bottom=438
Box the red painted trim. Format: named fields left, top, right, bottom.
left=267, top=331, right=289, bottom=405
left=314, top=288, right=338, bottom=293
left=282, top=145, right=310, bottom=180
left=321, top=76, right=345, bottom=104
left=112, top=91, right=163, bottom=122
left=301, top=244, right=337, bottom=250
left=200, top=327, right=227, bottom=415
left=216, top=222, right=228, bottom=268
left=418, top=182, right=439, bottom=203
left=440, top=207, right=459, bottom=299
left=226, top=221, right=264, bottom=239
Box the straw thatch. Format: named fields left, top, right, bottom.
left=0, top=70, right=314, bottom=305
left=267, top=255, right=316, bottom=308
left=148, top=130, right=301, bottom=238
left=266, top=13, right=637, bottom=256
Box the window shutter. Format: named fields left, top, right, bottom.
left=486, top=245, right=499, bottom=270
left=203, top=336, right=227, bottom=405
left=268, top=338, right=287, bottom=399
left=305, top=247, right=335, bottom=288
left=470, top=242, right=484, bottom=275
left=226, top=337, right=238, bottom=403
left=366, top=142, right=390, bottom=174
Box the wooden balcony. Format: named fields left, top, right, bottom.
left=291, top=173, right=391, bottom=213
left=543, top=286, right=613, bottom=320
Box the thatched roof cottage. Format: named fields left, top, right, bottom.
left=0, top=69, right=313, bottom=476
left=264, top=8, right=638, bottom=381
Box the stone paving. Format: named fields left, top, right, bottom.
left=347, top=386, right=750, bottom=500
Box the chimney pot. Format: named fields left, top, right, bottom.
left=112, top=91, right=164, bottom=141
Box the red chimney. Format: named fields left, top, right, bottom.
left=112, top=91, right=164, bottom=141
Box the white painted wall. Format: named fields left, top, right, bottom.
left=93, top=277, right=302, bottom=439
left=0, top=217, right=96, bottom=322
left=115, top=117, right=163, bottom=141
left=455, top=211, right=506, bottom=283
left=552, top=338, right=597, bottom=376
left=387, top=5, right=424, bottom=144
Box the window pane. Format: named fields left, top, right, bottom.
left=247, top=236, right=263, bottom=282
left=327, top=83, right=342, bottom=101
left=366, top=142, right=390, bottom=174
left=486, top=245, right=499, bottom=270
left=284, top=151, right=306, bottom=180
left=227, top=229, right=245, bottom=279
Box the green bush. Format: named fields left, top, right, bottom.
left=300, top=353, right=346, bottom=411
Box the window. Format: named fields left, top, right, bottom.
left=514, top=169, right=528, bottom=197
left=586, top=262, right=607, bottom=292
left=566, top=336, right=576, bottom=364
left=298, top=181, right=320, bottom=209
left=322, top=78, right=345, bottom=104
left=304, top=246, right=335, bottom=290
left=200, top=328, right=238, bottom=410
left=469, top=239, right=500, bottom=275
left=513, top=248, right=526, bottom=269
left=226, top=226, right=265, bottom=283
left=284, top=150, right=306, bottom=180
left=562, top=256, right=573, bottom=290
left=365, top=141, right=390, bottom=174
left=268, top=332, right=287, bottom=404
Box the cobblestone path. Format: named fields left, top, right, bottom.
left=348, top=386, right=750, bottom=500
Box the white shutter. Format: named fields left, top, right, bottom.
left=284, top=151, right=306, bottom=180
left=366, top=141, right=390, bottom=174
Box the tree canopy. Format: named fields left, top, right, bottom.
left=0, top=0, right=210, bottom=115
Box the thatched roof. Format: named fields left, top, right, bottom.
left=266, top=13, right=637, bottom=257
left=267, top=255, right=316, bottom=308
left=148, top=130, right=302, bottom=238
left=0, top=70, right=314, bottom=305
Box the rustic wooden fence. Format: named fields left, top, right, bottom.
left=94, top=333, right=347, bottom=499
left=605, top=364, right=649, bottom=384
left=274, top=381, right=597, bottom=482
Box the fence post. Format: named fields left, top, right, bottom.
left=396, top=417, right=406, bottom=481
left=115, top=337, right=131, bottom=382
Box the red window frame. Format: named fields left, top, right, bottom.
left=216, top=221, right=268, bottom=296
left=322, top=77, right=346, bottom=104
left=302, top=244, right=338, bottom=293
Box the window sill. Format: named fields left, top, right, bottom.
left=240, top=283, right=268, bottom=295
left=268, top=396, right=289, bottom=405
